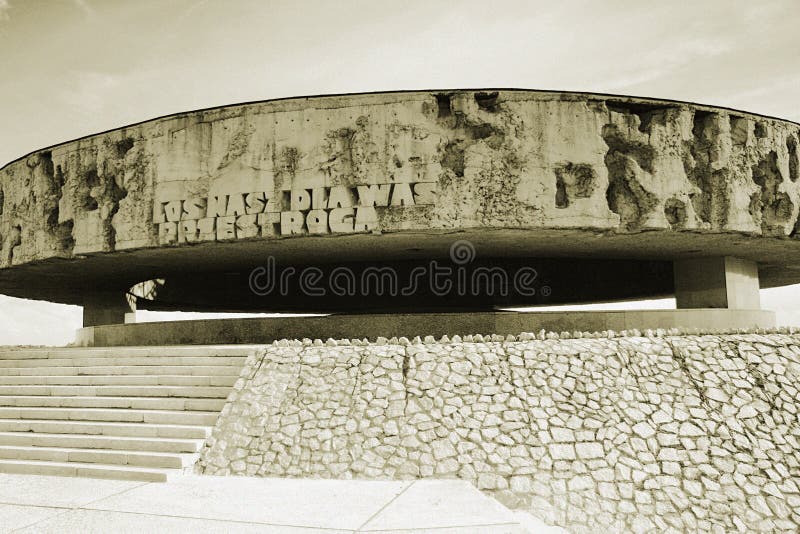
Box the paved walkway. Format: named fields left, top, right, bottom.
left=0, top=473, right=552, bottom=533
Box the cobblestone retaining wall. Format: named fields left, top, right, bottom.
left=199, top=332, right=800, bottom=533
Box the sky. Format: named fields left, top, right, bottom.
left=0, top=0, right=799, bottom=345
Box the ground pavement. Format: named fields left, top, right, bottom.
left=0, top=473, right=566, bottom=533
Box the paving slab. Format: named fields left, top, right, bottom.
left=359, top=479, right=519, bottom=531
left=0, top=473, right=527, bottom=533
left=365, top=528, right=521, bottom=534
left=12, top=509, right=348, bottom=534
left=0, top=503, right=64, bottom=533
left=86, top=475, right=415, bottom=530
left=0, top=473, right=143, bottom=508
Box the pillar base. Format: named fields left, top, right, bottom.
left=674, top=257, right=760, bottom=309
left=83, top=292, right=134, bottom=327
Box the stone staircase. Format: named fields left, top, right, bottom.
left=0, top=346, right=253, bottom=481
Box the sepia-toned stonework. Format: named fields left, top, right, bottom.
left=1, top=91, right=799, bottom=304
left=200, top=331, right=800, bottom=533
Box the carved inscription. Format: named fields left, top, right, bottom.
left=154, top=181, right=436, bottom=244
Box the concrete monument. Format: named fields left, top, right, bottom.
left=2, top=90, right=800, bottom=532
left=0, top=90, right=798, bottom=341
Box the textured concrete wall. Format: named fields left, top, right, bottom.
left=200, top=331, right=800, bottom=533
left=1, top=91, right=800, bottom=301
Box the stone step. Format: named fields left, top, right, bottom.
left=0, top=432, right=203, bottom=453
left=0, top=395, right=225, bottom=411
left=0, top=356, right=247, bottom=369
left=0, top=345, right=246, bottom=481
left=0, top=419, right=211, bottom=439
left=0, top=346, right=256, bottom=360
left=0, top=444, right=197, bottom=468
left=0, top=385, right=231, bottom=398
left=0, top=375, right=237, bottom=386
left=0, top=365, right=242, bottom=376
left=0, top=407, right=219, bottom=425
left=0, top=458, right=173, bottom=481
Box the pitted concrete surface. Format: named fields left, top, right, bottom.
left=0, top=473, right=532, bottom=533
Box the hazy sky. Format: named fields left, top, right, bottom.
left=0, top=0, right=799, bottom=345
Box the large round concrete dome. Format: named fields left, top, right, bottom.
left=1, top=90, right=798, bottom=315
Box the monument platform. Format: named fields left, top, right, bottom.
left=75, top=309, right=776, bottom=346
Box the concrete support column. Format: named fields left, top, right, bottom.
left=673, top=257, right=760, bottom=309
left=83, top=291, right=134, bottom=327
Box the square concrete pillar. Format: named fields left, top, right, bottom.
left=673, top=257, right=760, bottom=309
left=83, top=291, right=134, bottom=327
